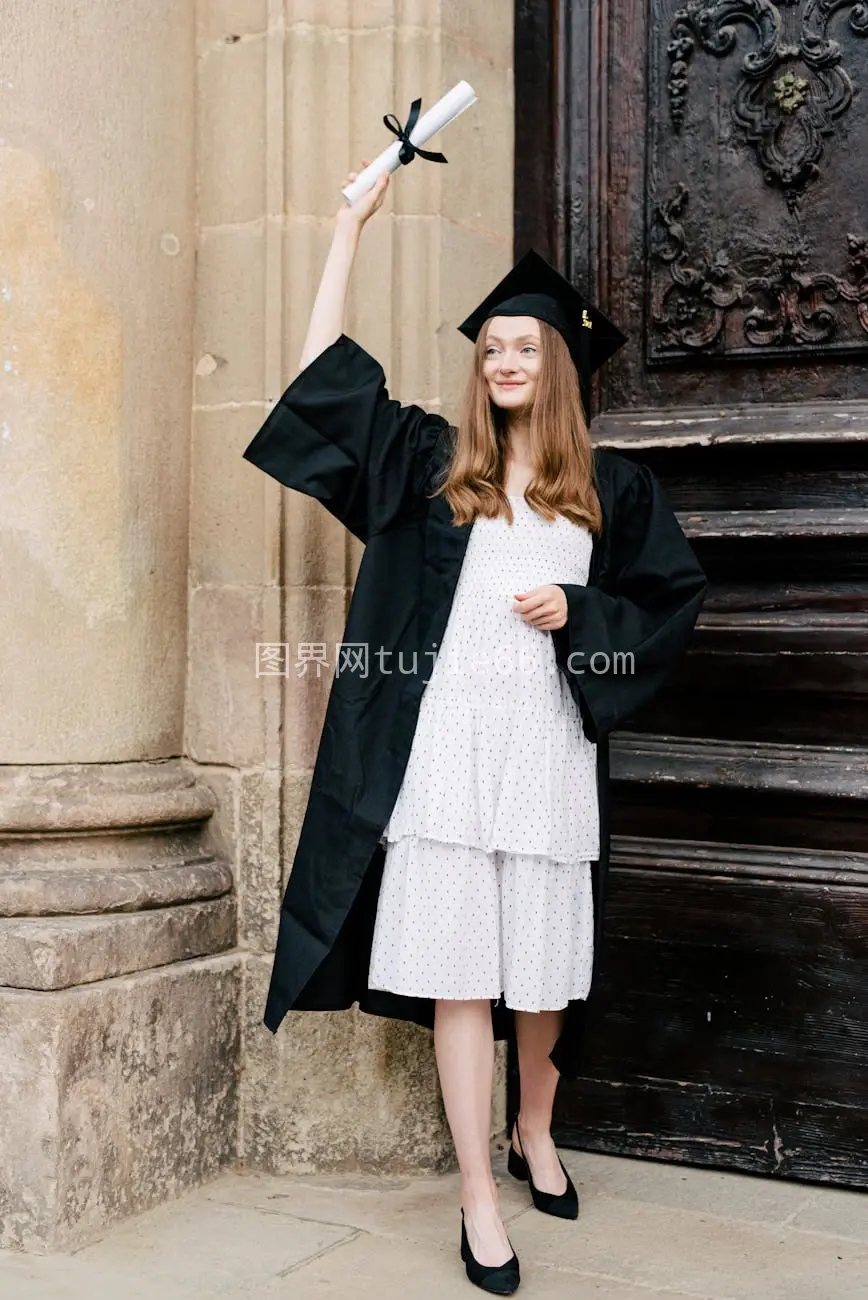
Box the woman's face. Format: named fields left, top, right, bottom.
left=482, top=315, right=541, bottom=413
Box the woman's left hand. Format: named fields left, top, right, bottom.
left=512, top=584, right=568, bottom=630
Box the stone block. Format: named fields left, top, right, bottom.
left=191, top=407, right=280, bottom=588
left=0, top=955, right=241, bottom=1252
left=284, top=22, right=355, bottom=218
left=192, top=764, right=241, bottom=880
left=279, top=765, right=315, bottom=893
left=388, top=26, right=445, bottom=221
left=241, top=954, right=455, bottom=1175
left=443, top=0, right=514, bottom=73
left=237, top=768, right=283, bottom=951
left=73, top=1186, right=353, bottom=1295
left=282, top=583, right=348, bottom=769
left=439, top=218, right=513, bottom=326
left=187, top=763, right=284, bottom=954
left=194, top=225, right=266, bottom=405
left=198, top=0, right=269, bottom=48
left=197, top=32, right=267, bottom=227
left=186, top=585, right=283, bottom=768
left=280, top=215, right=344, bottom=384
left=204, top=1160, right=531, bottom=1246
left=510, top=1192, right=868, bottom=1300
left=285, top=1, right=421, bottom=33
left=789, top=1185, right=868, bottom=1241
left=241, top=952, right=506, bottom=1178
left=283, top=483, right=349, bottom=590
left=0, top=899, right=235, bottom=991
left=391, top=213, right=441, bottom=406
left=438, top=217, right=512, bottom=423
left=439, top=37, right=513, bottom=238
left=343, top=212, right=396, bottom=359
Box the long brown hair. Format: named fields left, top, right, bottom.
left=429, top=317, right=602, bottom=532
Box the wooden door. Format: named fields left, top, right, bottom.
left=512, top=0, right=868, bottom=1187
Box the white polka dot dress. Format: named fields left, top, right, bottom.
left=368, top=493, right=600, bottom=1012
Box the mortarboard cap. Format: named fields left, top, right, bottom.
left=456, top=248, right=628, bottom=418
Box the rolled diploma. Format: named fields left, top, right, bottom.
left=341, top=80, right=478, bottom=204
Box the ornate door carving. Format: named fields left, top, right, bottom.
left=513, top=0, right=868, bottom=1187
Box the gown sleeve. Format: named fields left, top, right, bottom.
left=550, top=461, right=708, bottom=743
left=241, top=333, right=449, bottom=544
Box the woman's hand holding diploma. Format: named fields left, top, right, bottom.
left=335, top=160, right=391, bottom=232
left=512, top=585, right=569, bottom=631
left=301, top=78, right=475, bottom=369
left=272, top=157, right=442, bottom=544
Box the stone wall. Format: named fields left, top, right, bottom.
left=0, top=0, right=241, bottom=1253
left=0, top=0, right=513, bottom=1249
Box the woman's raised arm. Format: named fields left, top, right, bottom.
left=297, top=162, right=389, bottom=372
left=241, top=162, right=449, bottom=544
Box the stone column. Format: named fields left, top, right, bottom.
left=190, top=1, right=513, bottom=1174
left=0, top=2, right=239, bottom=1250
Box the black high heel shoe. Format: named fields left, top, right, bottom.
left=507, top=1117, right=579, bottom=1220
left=460, top=1208, right=520, bottom=1295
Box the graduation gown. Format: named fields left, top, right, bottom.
left=241, top=333, right=708, bottom=1079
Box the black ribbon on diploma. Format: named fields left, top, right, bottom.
left=383, top=98, right=448, bottom=166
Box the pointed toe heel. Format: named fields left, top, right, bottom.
left=460, top=1209, right=520, bottom=1295
left=512, top=1119, right=580, bottom=1221
left=532, top=1155, right=579, bottom=1220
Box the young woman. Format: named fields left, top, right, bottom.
left=243, top=163, right=707, bottom=1295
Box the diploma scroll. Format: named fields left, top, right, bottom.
left=341, top=80, right=478, bottom=205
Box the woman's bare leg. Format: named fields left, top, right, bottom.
left=434, top=998, right=513, bottom=1267
left=511, top=1008, right=568, bottom=1194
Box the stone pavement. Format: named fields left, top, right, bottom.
left=2, top=1140, right=866, bottom=1299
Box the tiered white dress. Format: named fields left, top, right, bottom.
left=367, top=493, right=600, bottom=1012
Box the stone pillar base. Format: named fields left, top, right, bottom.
left=0, top=761, right=240, bottom=1252
left=0, top=954, right=242, bottom=1253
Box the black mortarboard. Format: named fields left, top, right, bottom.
left=456, top=248, right=628, bottom=418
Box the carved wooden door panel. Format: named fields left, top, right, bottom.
left=513, top=0, right=868, bottom=1186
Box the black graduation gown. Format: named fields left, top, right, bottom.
left=241, top=333, right=708, bottom=1079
